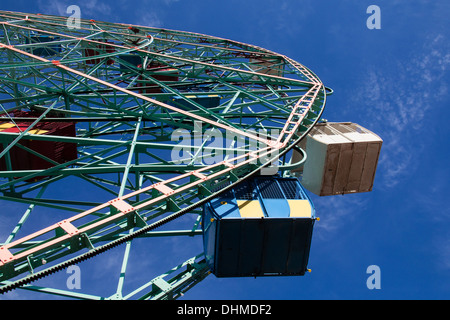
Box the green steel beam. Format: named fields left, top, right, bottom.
left=0, top=10, right=328, bottom=299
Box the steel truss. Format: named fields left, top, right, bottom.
left=0, top=10, right=329, bottom=299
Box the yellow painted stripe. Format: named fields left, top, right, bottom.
left=237, top=200, right=264, bottom=218
left=0, top=123, right=48, bottom=135
left=28, top=129, right=48, bottom=135
left=288, top=200, right=312, bottom=218
left=184, top=94, right=219, bottom=99
left=0, top=123, right=15, bottom=130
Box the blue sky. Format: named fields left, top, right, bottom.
left=1, top=0, right=449, bottom=300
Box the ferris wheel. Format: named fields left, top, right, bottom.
left=0, top=10, right=339, bottom=299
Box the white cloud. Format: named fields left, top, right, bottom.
left=36, top=0, right=67, bottom=16
left=83, top=0, right=112, bottom=16
left=313, top=194, right=368, bottom=238
left=135, top=12, right=163, bottom=28
left=36, top=0, right=112, bottom=19
left=350, top=33, right=449, bottom=189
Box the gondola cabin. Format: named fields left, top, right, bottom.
left=202, top=176, right=315, bottom=278
left=83, top=40, right=115, bottom=65
left=136, top=62, right=179, bottom=94
left=0, top=111, right=77, bottom=179
left=170, top=94, right=221, bottom=110
left=117, top=55, right=179, bottom=93
left=292, top=122, right=383, bottom=196
left=28, top=35, right=61, bottom=57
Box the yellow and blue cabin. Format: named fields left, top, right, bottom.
left=202, top=176, right=315, bottom=277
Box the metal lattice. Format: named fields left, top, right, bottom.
left=0, top=10, right=329, bottom=299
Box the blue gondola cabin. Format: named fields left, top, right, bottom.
left=28, top=35, right=61, bottom=57
left=202, top=176, right=316, bottom=277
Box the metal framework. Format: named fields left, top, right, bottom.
left=0, top=10, right=329, bottom=299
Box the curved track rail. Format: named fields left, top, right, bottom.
left=0, top=11, right=328, bottom=298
